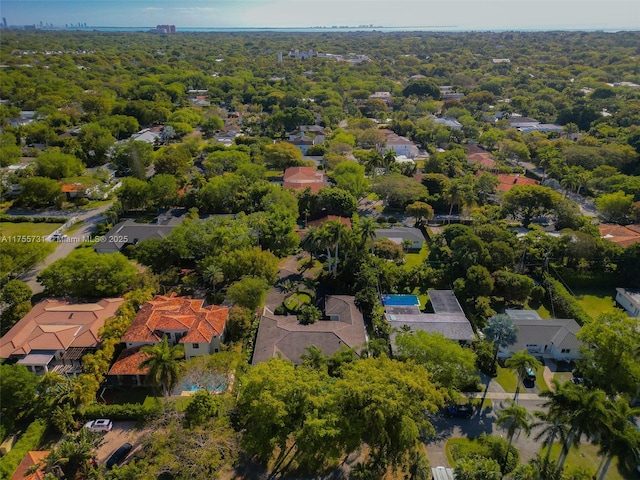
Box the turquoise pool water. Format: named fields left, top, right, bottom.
left=381, top=294, right=420, bottom=306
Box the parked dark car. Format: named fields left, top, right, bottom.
left=106, top=443, right=132, bottom=469
left=445, top=404, right=473, bottom=419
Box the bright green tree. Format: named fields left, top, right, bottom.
left=140, top=337, right=185, bottom=402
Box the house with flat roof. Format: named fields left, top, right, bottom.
left=374, top=227, right=425, bottom=250
left=109, top=294, right=228, bottom=386
left=387, top=290, right=475, bottom=352
left=615, top=288, right=640, bottom=317
left=252, top=295, right=367, bottom=365
left=0, top=298, right=124, bottom=375
left=499, top=310, right=583, bottom=361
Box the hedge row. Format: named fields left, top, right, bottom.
left=0, top=214, right=68, bottom=224
left=83, top=402, right=162, bottom=422
left=0, top=419, right=47, bottom=480
left=543, top=273, right=592, bottom=325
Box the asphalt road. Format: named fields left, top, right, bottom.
left=17, top=202, right=114, bottom=294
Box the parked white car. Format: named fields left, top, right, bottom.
left=84, top=419, right=113, bottom=433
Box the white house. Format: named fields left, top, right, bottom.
left=498, top=310, right=583, bottom=361
left=615, top=288, right=640, bottom=317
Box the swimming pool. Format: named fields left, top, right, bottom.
left=173, top=372, right=228, bottom=396
left=381, top=294, right=420, bottom=307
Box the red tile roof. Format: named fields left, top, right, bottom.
left=467, top=152, right=496, bottom=169
left=107, top=346, right=151, bottom=376
left=283, top=166, right=327, bottom=193
left=11, top=451, right=50, bottom=480
left=307, top=215, right=352, bottom=229
left=599, top=224, right=640, bottom=248
left=0, top=298, right=124, bottom=359
left=121, top=294, right=228, bottom=344
left=495, top=174, right=539, bottom=192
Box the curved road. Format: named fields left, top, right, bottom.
left=16, top=202, right=114, bottom=294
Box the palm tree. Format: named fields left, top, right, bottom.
left=483, top=314, right=519, bottom=373
left=301, top=226, right=321, bottom=264
left=140, top=336, right=185, bottom=403
left=535, top=378, right=578, bottom=464
left=496, top=399, right=532, bottom=475
left=326, top=220, right=347, bottom=276
left=505, top=350, right=541, bottom=403
left=357, top=216, right=377, bottom=254
left=202, top=264, right=224, bottom=294
left=594, top=397, right=640, bottom=480
left=557, top=387, right=610, bottom=471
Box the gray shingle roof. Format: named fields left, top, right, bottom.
left=252, top=295, right=367, bottom=365
left=509, top=318, right=582, bottom=351
left=374, top=227, right=425, bottom=243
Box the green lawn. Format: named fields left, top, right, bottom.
left=403, top=244, right=429, bottom=270
left=494, top=366, right=519, bottom=392
left=445, top=437, right=471, bottom=466
left=536, top=305, right=552, bottom=319
left=542, top=441, right=635, bottom=480
left=284, top=291, right=313, bottom=312
left=494, top=365, right=546, bottom=392
left=573, top=288, right=618, bottom=318
left=0, top=221, right=64, bottom=237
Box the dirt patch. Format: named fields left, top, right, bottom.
left=94, top=421, right=149, bottom=466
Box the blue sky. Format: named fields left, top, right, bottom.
left=1, top=0, right=638, bottom=30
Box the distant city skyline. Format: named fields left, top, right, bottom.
left=1, top=0, right=639, bottom=31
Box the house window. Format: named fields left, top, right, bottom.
left=561, top=348, right=570, bottom=353
left=214, top=348, right=219, bottom=353
left=192, top=343, right=199, bottom=349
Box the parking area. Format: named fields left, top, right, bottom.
left=94, top=421, right=148, bottom=466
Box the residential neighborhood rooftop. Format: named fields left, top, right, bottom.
left=0, top=298, right=124, bottom=360
left=252, top=295, right=367, bottom=365
left=122, top=294, right=228, bottom=345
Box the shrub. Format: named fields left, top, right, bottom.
left=83, top=402, right=162, bottom=421
left=273, top=305, right=287, bottom=315
left=542, top=273, right=591, bottom=325
left=0, top=419, right=47, bottom=479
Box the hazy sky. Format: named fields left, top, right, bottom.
left=1, top=0, right=639, bottom=30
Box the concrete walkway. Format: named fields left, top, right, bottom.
left=17, top=202, right=114, bottom=294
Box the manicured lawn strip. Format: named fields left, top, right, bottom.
left=403, top=244, right=429, bottom=271
left=445, top=437, right=472, bottom=466
left=542, top=442, right=633, bottom=480
left=493, top=366, right=518, bottom=393
left=536, top=305, right=552, bottom=319
left=573, top=288, right=618, bottom=317
left=534, top=365, right=548, bottom=392
left=0, top=221, right=63, bottom=237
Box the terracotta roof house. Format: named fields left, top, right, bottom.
left=0, top=298, right=124, bottom=375
left=387, top=290, right=475, bottom=352
left=306, top=215, right=352, bottom=230
left=499, top=310, right=583, bottom=361
left=494, top=173, right=539, bottom=192
left=109, top=294, right=228, bottom=386
left=282, top=166, right=328, bottom=194
left=599, top=224, right=640, bottom=248
left=252, top=296, right=367, bottom=365
left=11, top=451, right=50, bottom=480
left=466, top=146, right=496, bottom=169
left=121, top=294, right=228, bottom=357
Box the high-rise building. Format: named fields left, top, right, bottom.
left=2, top=18, right=7, bottom=28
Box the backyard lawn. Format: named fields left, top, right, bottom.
left=0, top=221, right=64, bottom=237
left=404, top=244, right=428, bottom=271
left=573, top=287, right=618, bottom=317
